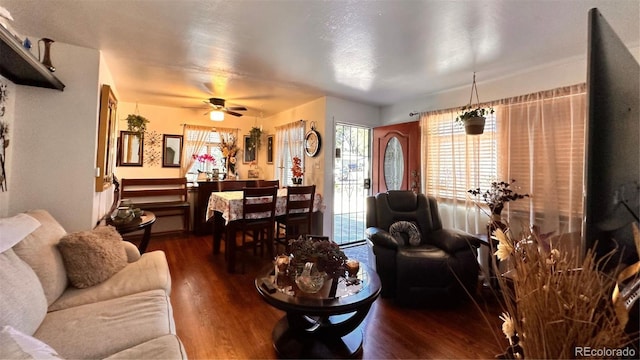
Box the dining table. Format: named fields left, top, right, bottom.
left=206, top=188, right=325, bottom=273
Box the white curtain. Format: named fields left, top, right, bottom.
left=496, top=84, right=586, bottom=236
left=421, top=84, right=586, bottom=237
left=275, top=120, right=306, bottom=186
left=420, top=109, right=497, bottom=234
left=180, top=125, right=211, bottom=177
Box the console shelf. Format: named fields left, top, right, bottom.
left=0, top=25, right=65, bottom=90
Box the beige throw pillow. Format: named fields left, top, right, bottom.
left=57, top=226, right=127, bottom=288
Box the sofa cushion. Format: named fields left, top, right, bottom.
left=0, top=325, right=62, bottom=360
left=104, top=334, right=187, bottom=360
left=0, top=213, right=41, bottom=253
left=49, top=250, right=172, bottom=311
left=35, top=289, right=176, bottom=359
left=12, top=210, right=68, bottom=306
left=57, top=226, right=128, bottom=288
left=0, top=249, right=48, bottom=335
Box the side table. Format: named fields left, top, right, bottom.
left=107, top=211, right=156, bottom=253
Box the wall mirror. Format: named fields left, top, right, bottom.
left=163, top=134, right=182, bottom=167
left=95, top=84, right=118, bottom=192
left=117, top=131, right=143, bottom=166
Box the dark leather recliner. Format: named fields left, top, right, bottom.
left=365, top=191, right=480, bottom=303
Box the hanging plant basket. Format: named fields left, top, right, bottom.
left=248, top=126, right=262, bottom=151
left=464, top=116, right=486, bottom=135
left=126, top=114, right=149, bottom=133
left=455, top=73, right=493, bottom=135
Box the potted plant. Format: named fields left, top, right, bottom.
left=467, top=179, right=529, bottom=219
left=126, top=114, right=149, bottom=133
left=291, top=156, right=303, bottom=184
left=456, top=105, right=494, bottom=135
left=248, top=126, right=262, bottom=151
left=456, top=73, right=493, bottom=135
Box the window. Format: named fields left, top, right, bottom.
left=424, top=110, right=497, bottom=201
left=185, top=131, right=224, bottom=182
left=422, top=84, right=586, bottom=233
left=497, top=87, right=586, bottom=222
left=275, top=121, right=306, bottom=186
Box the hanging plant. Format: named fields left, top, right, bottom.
left=126, top=114, right=149, bottom=133
left=248, top=126, right=263, bottom=151
left=455, top=73, right=494, bottom=135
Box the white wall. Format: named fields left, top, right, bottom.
left=382, top=46, right=640, bottom=125
left=8, top=42, right=105, bottom=231
left=0, top=75, right=16, bottom=217
left=93, top=52, right=118, bottom=225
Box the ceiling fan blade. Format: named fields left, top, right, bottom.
left=227, top=106, right=247, bottom=111
left=226, top=111, right=243, bottom=117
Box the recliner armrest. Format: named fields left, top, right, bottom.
left=365, top=227, right=401, bottom=249
left=428, top=229, right=480, bottom=253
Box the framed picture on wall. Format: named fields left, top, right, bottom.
left=243, top=135, right=257, bottom=163
left=266, top=135, right=274, bottom=164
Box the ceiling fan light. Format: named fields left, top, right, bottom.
left=210, top=110, right=224, bottom=121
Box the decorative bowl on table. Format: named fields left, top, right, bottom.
left=110, top=206, right=134, bottom=225
left=295, top=262, right=326, bottom=294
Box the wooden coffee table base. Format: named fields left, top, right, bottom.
left=272, top=316, right=363, bottom=359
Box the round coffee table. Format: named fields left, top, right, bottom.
left=107, top=211, right=156, bottom=253
left=255, top=265, right=381, bottom=358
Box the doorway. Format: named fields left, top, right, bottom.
left=333, top=124, right=371, bottom=245
left=372, top=121, right=420, bottom=194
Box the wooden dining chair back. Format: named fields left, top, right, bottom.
left=218, top=181, right=246, bottom=192
left=275, top=185, right=316, bottom=251
left=237, top=186, right=279, bottom=272
left=257, top=179, right=280, bottom=188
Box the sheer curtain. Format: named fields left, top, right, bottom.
left=275, top=120, right=306, bottom=186
left=180, top=125, right=211, bottom=177
left=421, top=109, right=497, bottom=234
left=496, top=84, right=586, bottom=235
left=421, top=84, right=586, bottom=237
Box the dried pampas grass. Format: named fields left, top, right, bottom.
left=489, top=225, right=637, bottom=359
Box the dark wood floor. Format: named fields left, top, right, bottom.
left=144, top=234, right=507, bottom=359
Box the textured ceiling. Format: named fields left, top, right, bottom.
left=1, top=0, right=638, bottom=117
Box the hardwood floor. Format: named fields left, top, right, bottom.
left=144, top=234, right=506, bottom=359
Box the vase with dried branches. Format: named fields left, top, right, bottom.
left=487, top=225, right=637, bottom=359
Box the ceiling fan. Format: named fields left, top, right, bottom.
left=203, top=98, right=247, bottom=119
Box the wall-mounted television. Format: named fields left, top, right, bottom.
left=583, top=8, right=639, bottom=267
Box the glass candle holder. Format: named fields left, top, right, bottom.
left=345, top=259, right=360, bottom=278
left=275, top=255, right=290, bottom=273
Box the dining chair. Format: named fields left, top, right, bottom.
left=257, top=179, right=280, bottom=188
left=232, top=186, right=279, bottom=272
left=218, top=181, right=246, bottom=192
left=275, top=185, right=316, bottom=253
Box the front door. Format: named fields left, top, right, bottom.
left=333, top=124, right=371, bottom=245
left=372, top=121, right=421, bottom=194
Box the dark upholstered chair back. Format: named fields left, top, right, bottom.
left=366, top=191, right=442, bottom=244
left=365, top=190, right=480, bottom=303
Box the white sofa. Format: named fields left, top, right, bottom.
left=0, top=209, right=187, bottom=359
